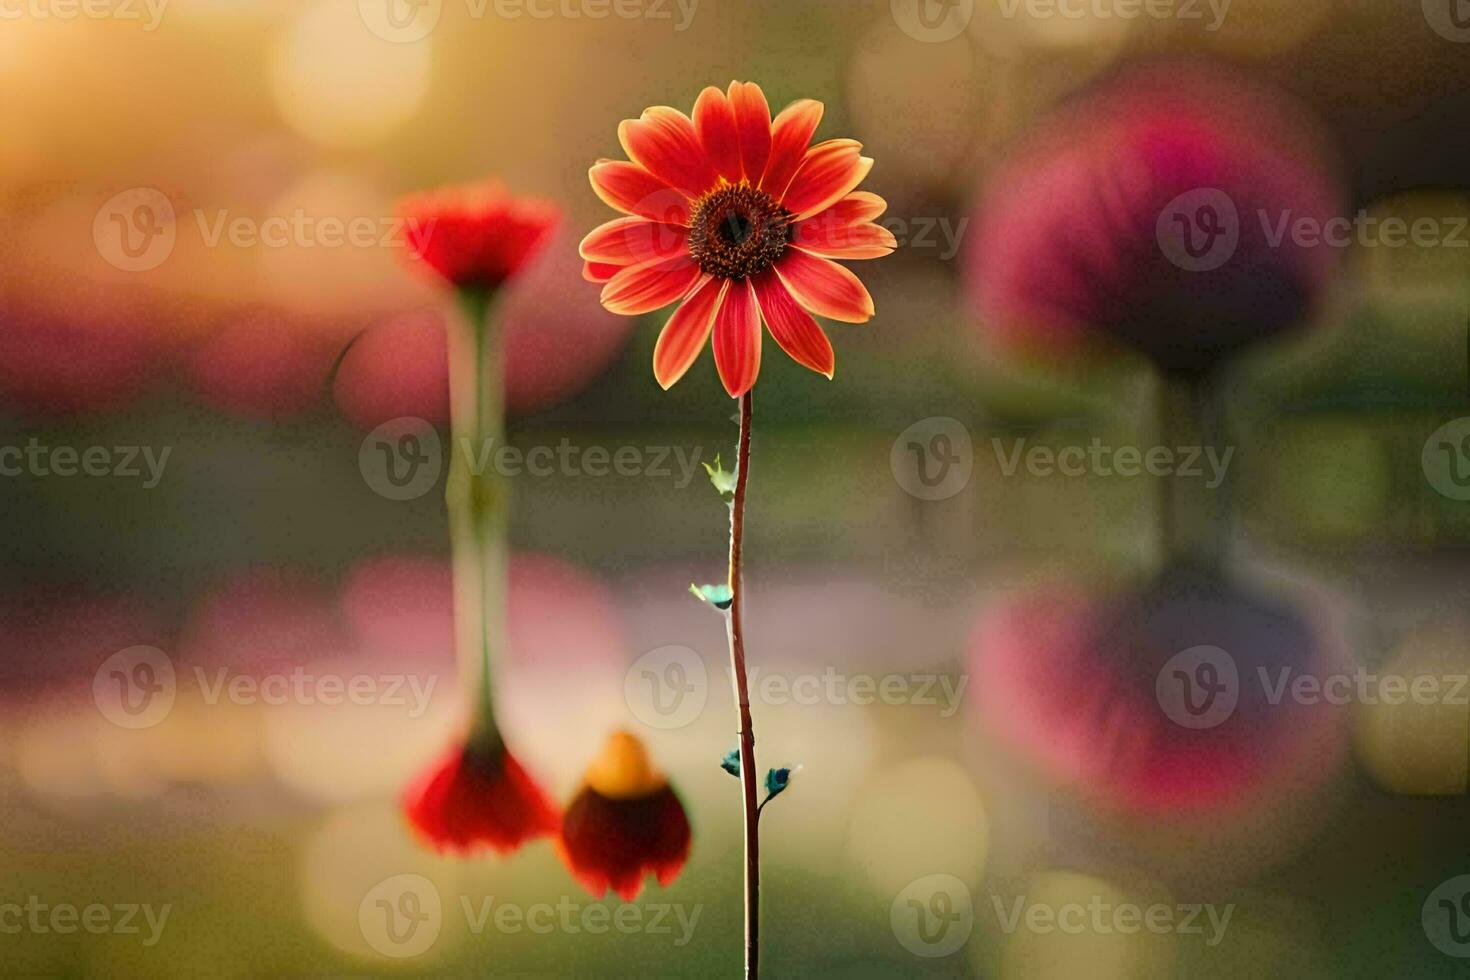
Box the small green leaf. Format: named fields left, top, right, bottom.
left=689, top=582, right=734, bottom=610
left=765, top=767, right=793, bottom=800
left=720, top=748, right=741, bottom=777
left=703, top=453, right=737, bottom=496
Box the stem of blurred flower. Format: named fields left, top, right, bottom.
left=726, top=390, right=760, bottom=979
left=447, top=286, right=508, bottom=753
left=1156, top=371, right=1229, bottom=576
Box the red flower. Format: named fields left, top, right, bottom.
left=403, top=737, right=560, bottom=855
left=581, top=81, right=895, bottom=397
left=558, top=731, right=691, bottom=901
left=398, top=180, right=560, bottom=291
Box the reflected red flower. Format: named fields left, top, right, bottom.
left=971, top=569, right=1349, bottom=814
left=403, top=737, right=560, bottom=855
left=967, top=61, right=1341, bottom=373
left=559, top=731, right=690, bottom=901
left=582, top=81, right=894, bottom=396
left=398, top=180, right=560, bottom=291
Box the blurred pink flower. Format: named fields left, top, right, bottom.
left=967, top=61, right=1342, bottom=373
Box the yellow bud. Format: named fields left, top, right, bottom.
left=583, top=730, right=667, bottom=800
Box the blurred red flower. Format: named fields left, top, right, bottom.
left=398, top=180, right=559, bottom=291
left=403, top=738, right=560, bottom=855
left=967, top=61, right=1342, bottom=373
left=559, top=731, right=690, bottom=901
left=582, top=81, right=894, bottom=396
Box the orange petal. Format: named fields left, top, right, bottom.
left=808, top=190, right=889, bottom=225
left=693, top=86, right=743, bottom=184
left=728, top=81, right=772, bottom=185
left=653, top=276, right=724, bottom=389
left=600, top=256, right=702, bottom=316
left=760, top=99, right=823, bottom=199
left=752, top=268, right=834, bottom=379
left=775, top=248, right=875, bottom=323
left=589, top=160, right=692, bottom=225
left=579, top=216, right=689, bottom=265
left=781, top=140, right=874, bottom=220
left=790, top=218, right=897, bottom=260
left=618, top=107, right=719, bottom=199
left=711, top=277, right=761, bottom=397
left=583, top=260, right=622, bottom=283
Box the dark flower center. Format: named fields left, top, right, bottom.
left=688, top=183, right=793, bottom=280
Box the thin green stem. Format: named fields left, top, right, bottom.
left=1156, top=370, right=1230, bottom=576
left=446, top=286, right=508, bottom=753
left=726, top=390, right=760, bottom=979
